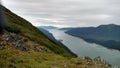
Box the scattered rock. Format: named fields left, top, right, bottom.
left=33, top=44, right=39, bottom=48
left=41, top=47, right=47, bottom=52
left=15, top=42, right=28, bottom=51
left=32, top=44, right=48, bottom=52
left=0, top=31, right=29, bottom=51
left=94, top=56, right=101, bottom=61
left=32, top=44, right=40, bottom=52
left=83, top=56, right=92, bottom=62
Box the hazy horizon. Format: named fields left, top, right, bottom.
left=2, top=0, right=120, bottom=27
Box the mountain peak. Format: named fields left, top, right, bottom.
left=108, top=24, right=117, bottom=26
left=98, top=24, right=119, bottom=28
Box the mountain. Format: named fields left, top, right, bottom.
left=65, top=24, right=120, bottom=50
left=0, top=5, right=111, bottom=68
left=38, top=26, right=58, bottom=30
left=37, top=27, right=56, bottom=41
left=59, top=27, right=75, bottom=31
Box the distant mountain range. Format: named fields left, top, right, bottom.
left=38, top=26, right=58, bottom=30
left=65, top=24, right=120, bottom=50
left=59, top=27, right=74, bottom=31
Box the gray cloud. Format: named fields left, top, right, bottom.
left=2, top=0, right=120, bottom=27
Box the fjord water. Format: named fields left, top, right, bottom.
left=49, top=29, right=120, bottom=67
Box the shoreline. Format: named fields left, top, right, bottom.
left=66, top=32, right=120, bottom=51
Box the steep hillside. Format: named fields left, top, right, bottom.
left=0, top=5, right=111, bottom=68
left=66, top=24, right=120, bottom=50
left=4, top=6, right=75, bottom=58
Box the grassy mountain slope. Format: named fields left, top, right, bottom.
left=4, top=6, right=75, bottom=58
left=0, top=6, right=111, bottom=68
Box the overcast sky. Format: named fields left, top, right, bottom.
left=2, top=0, right=120, bottom=27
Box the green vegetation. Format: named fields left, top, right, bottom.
left=4, top=6, right=75, bottom=58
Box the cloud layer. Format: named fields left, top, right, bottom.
left=2, top=0, right=120, bottom=27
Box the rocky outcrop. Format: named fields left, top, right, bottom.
left=0, top=31, right=28, bottom=51
left=0, top=31, right=49, bottom=53
left=32, top=44, right=47, bottom=52
left=82, top=56, right=111, bottom=68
